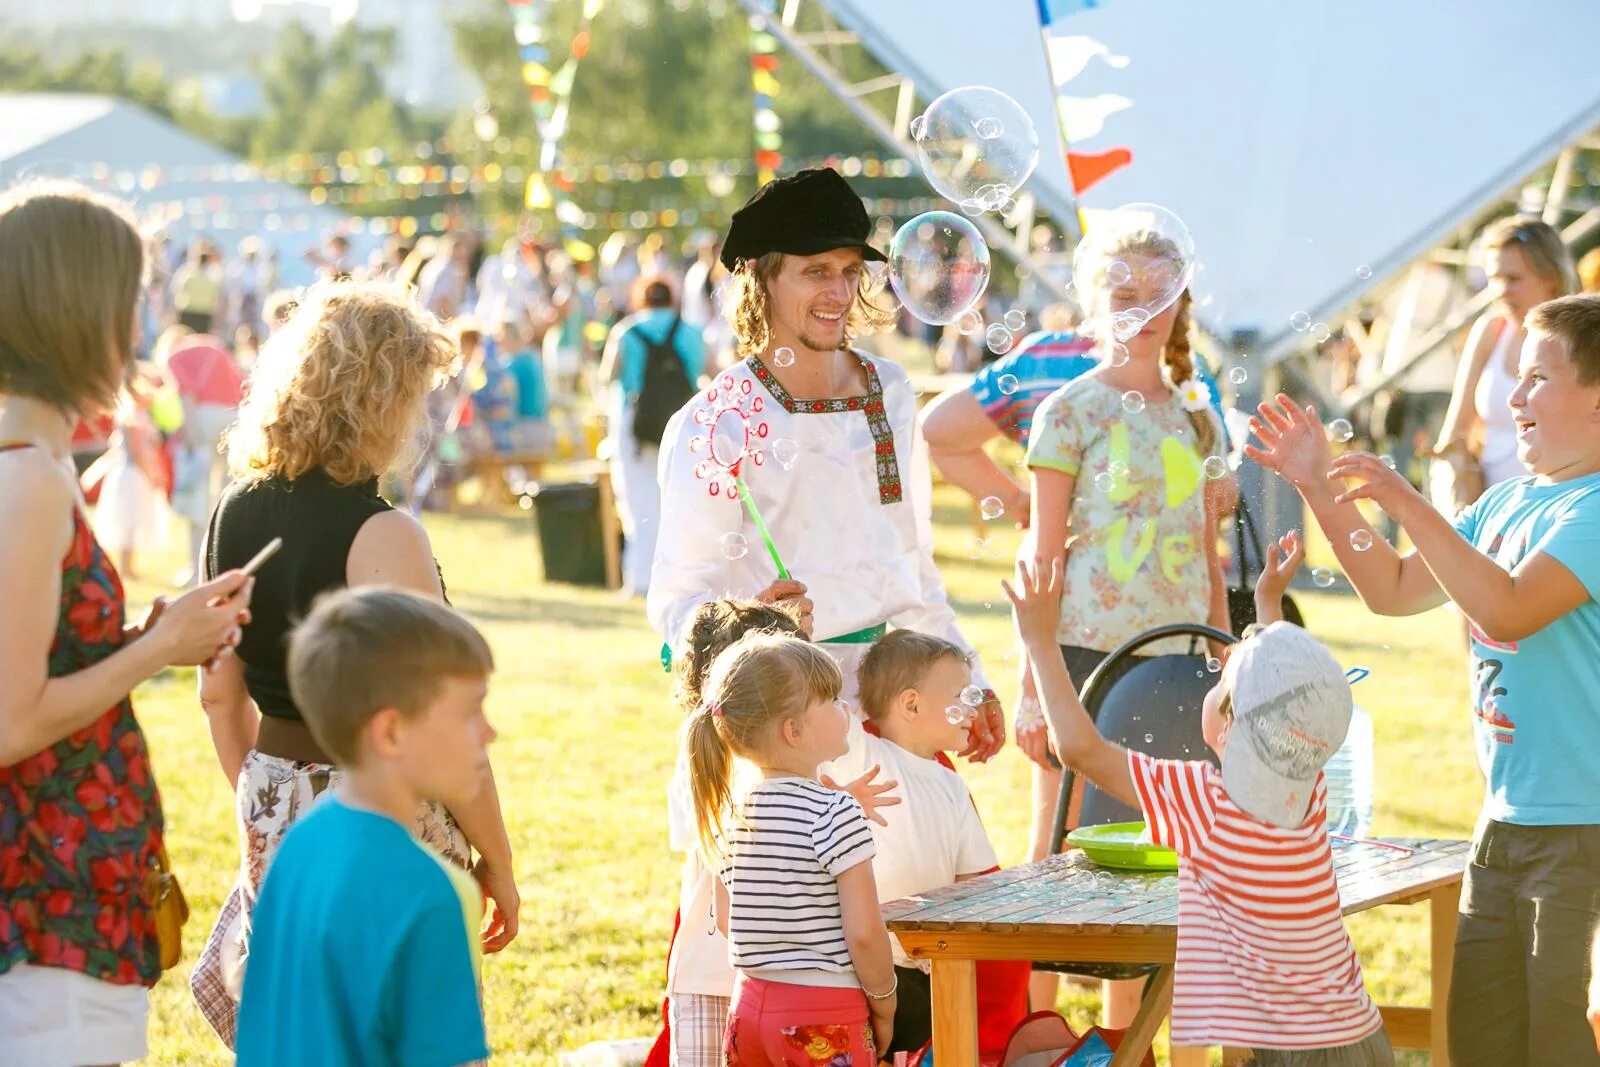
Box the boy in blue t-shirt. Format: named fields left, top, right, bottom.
left=1248, top=293, right=1600, bottom=1067
left=235, top=588, right=499, bottom=1067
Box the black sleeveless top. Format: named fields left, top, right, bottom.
left=205, top=468, right=392, bottom=722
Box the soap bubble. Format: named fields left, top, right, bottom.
left=1121, top=390, right=1145, bottom=414
left=945, top=705, right=973, bottom=726
left=1203, top=455, right=1227, bottom=480
left=1228, top=366, right=1248, bottom=385
left=1312, top=567, right=1336, bottom=588
left=1350, top=529, right=1374, bottom=552
left=1109, top=460, right=1128, bottom=478
left=997, top=373, right=1020, bottom=395
left=985, top=324, right=1013, bottom=354
left=888, top=211, right=992, bottom=326
left=1093, top=471, right=1115, bottom=493
left=773, top=346, right=795, bottom=367
left=1003, top=308, right=1027, bottom=332
left=912, top=86, right=1039, bottom=207
left=1310, top=322, right=1332, bottom=344
left=771, top=438, right=799, bottom=470
left=1143, top=732, right=1154, bottom=744
left=1205, top=656, right=1222, bottom=673
left=1328, top=418, right=1354, bottom=443
left=1072, top=203, right=1196, bottom=342
left=1356, top=264, right=1372, bottom=279
left=958, top=198, right=985, bottom=218
left=1105, top=342, right=1129, bottom=367
left=719, top=532, right=749, bottom=560
left=1290, top=311, right=1312, bottom=331
left=956, top=309, right=983, bottom=336
left=1380, top=454, right=1397, bottom=469
left=959, top=684, right=985, bottom=707
left=980, top=495, right=1005, bottom=520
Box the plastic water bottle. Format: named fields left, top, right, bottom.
left=1324, top=704, right=1373, bottom=838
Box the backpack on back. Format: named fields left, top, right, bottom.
left=631, top=315, right=693, bottom=451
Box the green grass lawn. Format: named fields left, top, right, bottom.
left=124, top=487, right=1476, bottom=1065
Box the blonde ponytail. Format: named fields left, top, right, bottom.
left=686, top=704, right=735, bottom=866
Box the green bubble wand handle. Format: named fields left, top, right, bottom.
left=736, top=475, right=789, bottom=580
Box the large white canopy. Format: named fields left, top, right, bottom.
left=820, top=0, right=1600, bottom=360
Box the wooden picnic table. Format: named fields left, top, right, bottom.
left=886, top=837, right=1469, bottom=1067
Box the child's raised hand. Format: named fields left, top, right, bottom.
left=1002, top=557, right=1063, bottom=649
left=1243, top=394, right=1333, bottom=493
left=820, top=764, right=902, bottom=827
left=1256, top=529, right=1304, bottom=609
left=1328, top=451, right=1426, bottom=521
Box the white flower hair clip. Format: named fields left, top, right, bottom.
left=1177, top=376, right=1212, bottom=414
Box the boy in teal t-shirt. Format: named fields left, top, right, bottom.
left=1249, top=294, right=1600, bottom=1067
left=236, top=588, right=500, bottom=1067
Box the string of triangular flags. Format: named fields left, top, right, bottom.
left=508, top=0, right=605, bottom=261
left=748, top=15, right=783, bottom=184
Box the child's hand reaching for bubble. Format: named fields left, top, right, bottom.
left=1254, top=530, right=1304, bottom=628
left=1002, top=557, right=1064, bottom=651
left=1244, top=394, right=1334, bottom=493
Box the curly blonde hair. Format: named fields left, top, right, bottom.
left=226, top=280, right=455, bottom=485
left=725, top=251, right=898, bottom=357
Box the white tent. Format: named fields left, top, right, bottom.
left=0, top=93, right=355, bottom=286
left=817, top=0, right=1600, bottom=362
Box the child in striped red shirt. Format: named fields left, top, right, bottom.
left=1005, top=533, right=1393, bottom=1066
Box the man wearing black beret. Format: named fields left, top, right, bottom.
left=650, top=167, right=1000, bottom=742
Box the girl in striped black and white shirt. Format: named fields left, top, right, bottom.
left=685, top=633, right=897, bottom=1065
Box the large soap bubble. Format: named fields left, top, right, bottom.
left=1072, top=203, right=1196, bottom=343
left=912, top=86, right=1039, bottom=212
left=888, top=211, right=992, bottom=326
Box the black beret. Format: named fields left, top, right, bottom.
left=720, top=167, right=887, bottom=270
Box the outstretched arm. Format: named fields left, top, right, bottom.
left=1246, top=394, right=1446, bottom=616
left=1002, top=559, right=1137, bottom=809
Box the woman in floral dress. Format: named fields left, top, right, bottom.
left=0, top=180, right=254, bottom=1066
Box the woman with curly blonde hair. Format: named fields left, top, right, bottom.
left=189, top=281, right=520, bottom=1048
left=649, top=168, right=1005, bottom=759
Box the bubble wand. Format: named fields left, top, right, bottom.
left=689, top=373, right=790, bottom=580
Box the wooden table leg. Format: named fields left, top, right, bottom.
left=1430, top=880, right=1461, bottom=1067
left=929, top=958, right=979, bottom=1067
left=1109, top=964, right=1173, bottom=1067
left=1169, top=1045, right=1207, bottom=1066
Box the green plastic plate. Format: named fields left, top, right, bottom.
left=1065, top=821, right=1180, bottom=871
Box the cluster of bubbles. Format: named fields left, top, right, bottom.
left=1289, top=311, right=1333, bottom=343
left=944, top=682, right=989, bottom=726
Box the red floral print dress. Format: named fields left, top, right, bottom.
left=0, top=443, right=166, bottom=986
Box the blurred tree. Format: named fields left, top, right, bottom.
left=449, top=0, right=906, bottom=234
left=250, top=21, right=422, bottom=160
left=0, top=44, right=247, bottom=152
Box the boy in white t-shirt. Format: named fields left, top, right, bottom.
left=823, top=629, right=1002, bottom=1057
left=1006, top=538, right=1393, bottom=1066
